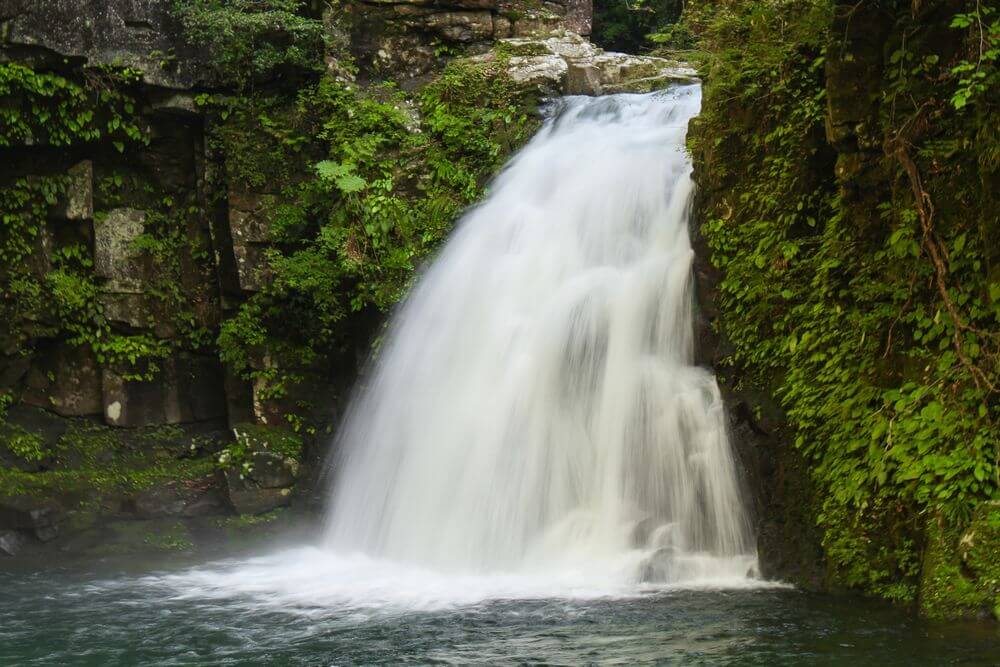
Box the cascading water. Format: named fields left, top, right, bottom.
left=322, top=84, right=758, bottom=586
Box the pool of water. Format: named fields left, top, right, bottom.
left=2, top=546, right=998, bottom=666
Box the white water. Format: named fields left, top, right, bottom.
left=321, top=85, right=758, bottom=590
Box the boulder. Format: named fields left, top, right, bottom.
left=222, top=469, right=293, bottom=515
left=0, top=530, right=27, bottom=557
left=247, top=452, right=300, bottom=489
left=0, top=496, right=63, bottom=542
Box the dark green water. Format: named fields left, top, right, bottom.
left=2, top=548, right=998, bottom=666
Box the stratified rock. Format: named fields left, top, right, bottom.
left=228, top=192, right=276, bottom=292
left=474, top=32, right=696, bottom=97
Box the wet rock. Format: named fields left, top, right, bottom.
left=565, top=62, right=602, bottom=95
left=0, top=497, right=63, bottom=542
left=0, top=530, right=27, bottom=557
left=21, top=343, right=103, bottom=417
left=222, top=469, right=293, bottom=515
left=247, top=452, right=300, bottom=489
left=102, top=353, right=227, bottom=427
left=132, top=482, right=228, bottom=519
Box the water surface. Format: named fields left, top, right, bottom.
left=2, top=547, right=997, bottom=666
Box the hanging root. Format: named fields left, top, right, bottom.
left=891, top=140, right=996, bottom=393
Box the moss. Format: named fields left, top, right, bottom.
left=494, top=41, right=553, bottom=58
left=213, top=508, right=289, bottom=543
left=919, top=512, right=994, bottom=620
left=0, top=421, right=217, bottom=505
left=0, top=423, right=46, bottom=464
left=83, top=520, right=195, bottom=556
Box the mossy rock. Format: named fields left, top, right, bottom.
left=68, top=519, right=195, bottom=557
left=919, top=507, right=1000, bottom=621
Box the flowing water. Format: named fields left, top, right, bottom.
left=325, top=85, right=756, bottom=586
left=5, top=86, right=999, bottom=664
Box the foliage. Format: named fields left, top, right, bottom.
left=173, top=0, right=326, bottom=88
left=949, top=4, right=1000, bottom=110
left=217, top=423, right=304, bottom=475
left=689, top=0, right=999, bottom=608
left=0, top=64, right=176, bottom=379
left=592, top=0, right=683, bottom=52
left=215, top=58, right=537, bottom=399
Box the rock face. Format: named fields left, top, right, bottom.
left=689, top=208, right=826, bottom=590
left=475, top=32, right=695, bottom=96
left=343, top=0, right=593, bottom=78
left=0, top=0, right=212, bottom=88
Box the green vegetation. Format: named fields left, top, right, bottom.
left=173, top=0, right=326, bottom=88
left=0, top=421, right=218, bottom=503
left=688, top=0, right=999, bottom=613
left=0, top=63, right=181, bottom=380
left=592, top=0, right=683, bottom=52
left=215, top=57, right=538, bottom=406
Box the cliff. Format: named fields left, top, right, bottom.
left=0, top=0, right=690, bottom=559
left=688, top=0, right=999, bottom=620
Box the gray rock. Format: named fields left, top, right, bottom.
left=222, top=469, right=293, bottom=516
left=102, top=353, right=227, bottom=427
left=0, top=530, right=26, bottom=557
left=53, top=161, right=94, bottom=221
left=0, top=0, right=212, bottom=88
left=247, top=452, right=300, bottom=489
left=0, top=497, right=63, bottom=542
left=94, top=208, right=147, bottom=294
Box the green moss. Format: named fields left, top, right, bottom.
left=494, top=41, right=553, bottom=58
left=1, top=424, right=46, bottom=464
left=0, top=421, right=216, bottom=504
left=919, top=512, right=994, bottom=620
left=83, top=520, right=194, bottom=556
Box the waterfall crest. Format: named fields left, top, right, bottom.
left=323, top=85, right=758, bottom=584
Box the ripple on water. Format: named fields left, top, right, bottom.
left=2, top=547, right=999, bottom=666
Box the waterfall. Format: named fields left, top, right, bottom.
left=323, top=84, right=758, bottom=585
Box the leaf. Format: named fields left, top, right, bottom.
left=316, top=160, right=367, bottom=193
